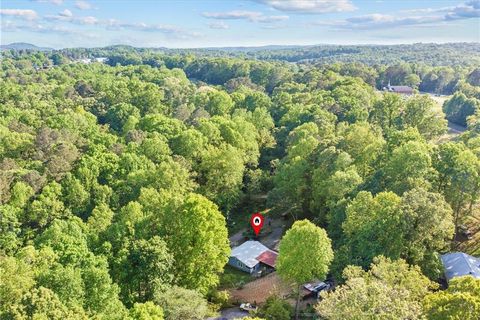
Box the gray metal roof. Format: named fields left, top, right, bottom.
left=441, top=252, right=480, bottom=282
left=230, top=240, right=271, bottom=268
left=389, top=85, right=413, bottom=91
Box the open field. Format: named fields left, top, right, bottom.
left=422, top=92, right=468, bottom=142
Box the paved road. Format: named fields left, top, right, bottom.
left=208, top=308, right=249, bottom=320
left=229, top=227, right=246, bottom=247
left=229, top=216, right=286, bottom=250
left=261, top=217, right=286, bottom=251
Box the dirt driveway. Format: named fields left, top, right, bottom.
left=229, top=215, right=288, bottom=250
left=261, top=216, right=288, bottom=250
left=228, top=272, right=293, bottom=304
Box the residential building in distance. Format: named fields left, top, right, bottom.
left=383, top=80, right=414, bottom=95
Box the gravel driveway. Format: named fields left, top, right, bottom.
left=207, top=307, right=249, bottom=320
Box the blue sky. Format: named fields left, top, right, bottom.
left=1, top=0, right=479, bottom=48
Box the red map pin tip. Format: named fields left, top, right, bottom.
left=250, top=213, right=264, bottom=236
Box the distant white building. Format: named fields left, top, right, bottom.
left=383, top=80, right=414, bottom=95
left=78, top=58, right=92, bottom=64
left=76, top=57, right=107, bottom=64
left=228, top=240, right=278, bottom=274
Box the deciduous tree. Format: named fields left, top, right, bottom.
left=423, top=276, right=480, bottom=320
left=317, top=257, right=436, bottom=320
left=277, top=220, right=333, bottom=319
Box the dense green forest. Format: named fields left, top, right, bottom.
left=5, top=43, right=480, bottom=98
left=1, top=45, right=480, bottom=319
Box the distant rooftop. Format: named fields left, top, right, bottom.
left=231, top=240, right=278, bottom=268
left=441, top=252, right=480, bottom=282
left=389, top=85, right=413, bottom=91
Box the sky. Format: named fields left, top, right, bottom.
left=1, top=0, right=479, bottom=48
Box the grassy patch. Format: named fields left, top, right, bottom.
left=219, top=265, right=253, bottom=290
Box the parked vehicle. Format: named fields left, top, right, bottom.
left=240, top=303, right=258, bottom=312
left=303, top=281, right=332, bottom=299
left=458, top=225, right=473, bottom=240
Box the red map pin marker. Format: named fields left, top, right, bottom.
left=250, top=213, right=264, bottom=236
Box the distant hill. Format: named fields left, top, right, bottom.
left=0, top=42, right=53, bottom=51
left=164, top=42, right=480, bottom=66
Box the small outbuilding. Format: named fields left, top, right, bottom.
left=228, top=240, right=278, bottom=274
left=441, top=252, right=480, bottom=283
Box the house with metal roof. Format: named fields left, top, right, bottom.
left=228, top=240, right=278, bottom=274
left=383, top=81, right=414, bottom=95
left=441, top=252, right=480, bottom=283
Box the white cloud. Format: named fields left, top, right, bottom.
left=208, top=21, right=229, bottom=29
left=59, top=9, right=73, bottom=17
left=319, top=1, right=480, bottom=30
left=1, top=20, right=18, bottom=31
left=34, top=0, right=64, bottom=5
left=75, top=1, right=92, bottom=10
left=2, top=21, right=81, bottom=35
left=202, top=10, right=288, bottom=23
left=344, top=14, right=442, bottom=29
left=400, top=6, right=454, bottom=15
left=3, top=6, right=198, bottom=41
left=44, top=14, right=68, bottom=22
left=105, top=20, right=201, bottom=39
left=39, top=10, right=199, bottom=40
left=0, top=9, right=38, bottom=20
left=260, top=24, right=288, bottom=29
left=203, top=10, right=262, bottom=20
left=255, top=0, right=356, bottom=14
left=78, top=16, right=98, bottom=24
left=446, top=0, right=480, bottom=19
left=256, top=15, right=289, bottom=23
left=45, top=11, right=99, bottom=25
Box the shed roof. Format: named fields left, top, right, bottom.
left=231, top=240, right=277, bottom=268
left=256, top=250, right=278, bottom=268
left=390, top=86, right=413, bottom=92
left=441, top=252, right=480, bottom=282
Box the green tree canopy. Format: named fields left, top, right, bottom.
left=277, top=219, right=333, bottom=319
left=153, top=286, right=210, bottom=320
left=317, top=256, right=436, bottom=320
left=423, top=276, right=480, bottom=320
